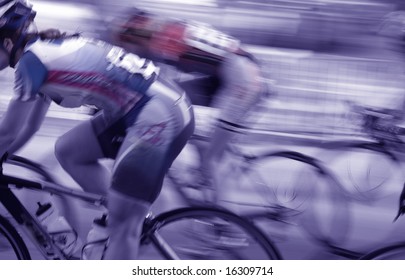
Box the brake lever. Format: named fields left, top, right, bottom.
left=393, top=206, right=405, bottom=222
left=393, top=182, right=405, bottom=222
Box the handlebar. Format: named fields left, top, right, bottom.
left=346, top=100, right=401, bottom=120
left=345, top=100, right=405, bottom=141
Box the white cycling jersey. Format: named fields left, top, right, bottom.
left=15, top=36, right=158, bottom=120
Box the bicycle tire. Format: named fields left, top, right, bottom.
left=167, top=143, right=352, bottom=245
left=298, top=141, right=403, bottom=248
left=317, top=141, right=401, bottom=202
left=0, top=215, right=31, bottom=260
left=144, top=206, right=282, bottom=260
left=234, top=150, right=352, bottom=246
left=359, top=242, right=405, bottom=260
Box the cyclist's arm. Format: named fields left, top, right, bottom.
left=0, top=98, right=40, bottom=157
left=7, top=94, right=51, bottom=154
left=0, top=51, right=49, bottom=156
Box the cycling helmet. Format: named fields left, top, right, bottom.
left=0, top=0, right=36, bottom=67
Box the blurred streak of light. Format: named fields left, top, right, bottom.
left=0, top=0, right=402, bottom=136
left=30, top=0, right=102, bottom=37
left=151, top=0, right=217, bottom=7
left=316, top=0, right=387, bottom=5
left=31, top=1, right=96, bottom=20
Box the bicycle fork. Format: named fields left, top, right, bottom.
left=140, top=214, right=181, bottom=260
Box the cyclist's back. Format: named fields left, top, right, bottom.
left=111, top=8, right=265, bottom=110
left=110, top=8, right=267, bottom=201
left=112, top=10, right=257, bottom=73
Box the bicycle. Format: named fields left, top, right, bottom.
left=166, top=106, right=353, bottom=248
left=317, top=100, right=405, bottom=198
left=166, top=101, right=405, bottom=253
left=0, top=153, right=282, bottom=260
left=305, top=180, right=405, bottom=260
left=358, top=197, right=405, bottom=259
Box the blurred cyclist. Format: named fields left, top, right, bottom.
left=109, top=8, right=268, bottom=202
left=0, top=0, right=194, bottom=259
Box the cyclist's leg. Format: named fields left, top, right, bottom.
left=105, top=189, right=150, bottom=259
left=54, top=114, right=110, bottom=196
left=54, top=115, right=111, bottom=242
left=200, top=54, right=265, bottom=203
left=105, top=107, right=167, bottom=259
left=105, top=82, right=194, bottom=259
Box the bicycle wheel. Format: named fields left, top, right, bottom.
left=0, top=215, right=31, bottom=260
left=359, top=243, right=405, bottom=260
left=311, top=142, right=404, bottom=246
left=167, top=142, right=351, bottom=245
left=219, top=148, right=351, bottom=246
left=144, top=206, right=282, bottom=260
left=317, top=142, right=401, bottom=202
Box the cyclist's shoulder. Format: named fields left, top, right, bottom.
left=17, top=41, right=48, bottom=81
left=24, top=35, right=105, bottom=68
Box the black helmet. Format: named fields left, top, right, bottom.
left=0, top=0, right=35, bottom=33
left=0, top=0, right=36, bottom=67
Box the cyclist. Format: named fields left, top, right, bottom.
left=0, top=0, right=194, bottom=259
left=109, top=8, right=268, bottom=202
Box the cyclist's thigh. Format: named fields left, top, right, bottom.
left=111, top=92, right=193, bottom=203
left=213, top=54, right=264, bottom=123
left=55, top=117, right=104, bottom=162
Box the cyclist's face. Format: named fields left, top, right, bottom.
left=0, top=37, right=13, bottom=70
left=0, top=47, right=8, bottom=70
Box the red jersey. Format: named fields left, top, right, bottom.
left=116, top=13, right=250, bottom=75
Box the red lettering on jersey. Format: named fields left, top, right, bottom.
left=150, top=21, right=188, bottom=60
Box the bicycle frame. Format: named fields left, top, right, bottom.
left=176, top=121, right=404, bottom=255
left=0, top=154, right=214, bottom=260
left=0, top=155, right=106, bottom=259
left=0, top=186, right=66, bottom=259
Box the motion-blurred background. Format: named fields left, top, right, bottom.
left=3, top=0, right=405, bottom=139
left=2, top=0, right=405, bottom=259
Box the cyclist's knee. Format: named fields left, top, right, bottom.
left=55, top=122, right=102, bottom=167
left=55, top=136, right=87, bottom=169
left=54, top=136, right=73, bottom=167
